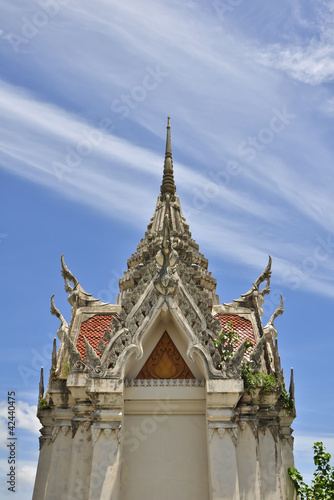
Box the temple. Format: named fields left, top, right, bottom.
left=33, top=118, right=297, bottom=500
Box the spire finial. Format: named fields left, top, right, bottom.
left=161, top=117, right=176, bottom=197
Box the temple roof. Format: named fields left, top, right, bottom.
left=119, top=118, right=217, bottom=298
left=47, top=117, right=287, bottom=386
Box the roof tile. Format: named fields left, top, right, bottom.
left=215, top=314, right=256, bottom=360
left=76, top=314, right=116, bottom=359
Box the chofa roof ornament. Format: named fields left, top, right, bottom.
left=50, top=294, right=68, bottom=340
left=60, top=254, right=101, bottom=307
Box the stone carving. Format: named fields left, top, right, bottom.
left=61, top=254, right=100, bottom=307
left=125, top=378, right=204, bottom=387
left=228, top=427, right=238, bottom=447
left=248, top=420, right=258, bottom=439
left=64, top=333, right=85, bottom=373
left=238, top=420, right=247, bottom=431
left=83, top=420, right=91, bottom=432
left=264, top=294, right=284, bottom=340
left=154, top=196, right=179, bottom=296
left=50, top=294, right=68, bottom=340
left=51, top=426, right=60, bottom=443
left=217, top=428, right=226, bottom=439
left=208, top=428, right=215, bottom=442
left=97, top=338, right=106, bottom=355
left=222, top=342, right=247, bottom=379
left=232, top=256, right=272, bottom=312
left=103, top=428, right=112, bottom=439
left=61, top=426, right=70, bottom=436
left=84, top=337, right=108, bottom=378
left=71, top=420, right=80, bottom=438
left=259, top=424, right=267, bottom=435
left=248, top=337, right=265, bottom=372
left=91, top=427, right=101, bottom=446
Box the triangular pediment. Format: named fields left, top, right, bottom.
left=136, top=331, right=195, bottom=379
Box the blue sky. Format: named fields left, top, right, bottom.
left=1, top=0, right=334, bottom=497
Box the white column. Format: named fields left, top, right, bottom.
left=236, top=420, right=261, bottom=499
left=32, top=412, right=53, bottom=500
left=206, top=379, right=243, bottom=500
left=66, top=419, right=94, bottom=500
left=86, top=380, right=123, bottom=500
left=43, top=409, right=74, bottom=500
left=88, top=419, right=121, bottom=500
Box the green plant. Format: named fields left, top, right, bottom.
left=215, top=321, right=254, bottom=368
left=261, top=373, right=279, bottom=393
left=214, top=320, right=239, bottom=366
left=241, top=363, right=262, bottom=391
left=288, top=442, right=334, bottom=499
left=280, top=386, right=294, bottom=414
left=38, top=398, right=51, bottom=410
left=63, top=362, right=70, bottom=379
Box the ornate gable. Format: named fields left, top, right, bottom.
left=136, top=331, right=195, bottom=379
left=47, top=117, right=290, bottom=386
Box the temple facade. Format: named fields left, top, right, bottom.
left=33, top=118, right=297, bottom=500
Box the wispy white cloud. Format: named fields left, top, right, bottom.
left=257, top=41, right=334, bottom=85
left=256, top=1, right=334, bottom=84
left=1, top=75, right=334, bottom=299
left=0, top=400, right=39, bottom=451
left=0, top=0, right=334, bottom=305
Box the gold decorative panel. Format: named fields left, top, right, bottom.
left=136, top=331, right=195, bottom=379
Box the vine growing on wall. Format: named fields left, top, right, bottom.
left=215, top=320, right=253, bottom=366
left=241, top=364, right=294, bottom=413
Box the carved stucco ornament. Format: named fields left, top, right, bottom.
left=61, top=426, right=70, bottom=436
left=230, top=256, right=272, bottom=315
left=228, top=427, right=239, bottom=447
left=83, top=420, right=92, bottom=432
left=103, top=428, right=112, bottom=439
left=61, top=254, right=102, bottom=308
left=91, top=427, right=101, bottom=446
left=263, top=294, right=284, bottom=341
left=51, top=426, right=60, bottom=443
left=154, top=196, right=179, bottom=296
left=83, top=337, right=108, bottom=378
left=71, top=420, right=80, bottom=438
left=50, top=294, right=68, bottom=341
left=64, top=332, right=85, bottom=373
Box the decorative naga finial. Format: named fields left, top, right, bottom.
left=61, top=254, right=79, bottom=294
left=255, top=255, right=272, bottom=296
left=264, top=294, right=284, bottom=341
left=160, top=117, right=176, bottom=197
left=267, top=294, right=284, bottom=329
left=50, top=294, right=69, bottom=340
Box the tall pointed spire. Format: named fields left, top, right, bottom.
left=160, top=117, right=176, bottom=197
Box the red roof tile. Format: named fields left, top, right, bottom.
left=76, top=314, right=116, bottom=359
left=76, top=313, right=256, bottom=362
left=215, top=314, right=256, bottom=360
